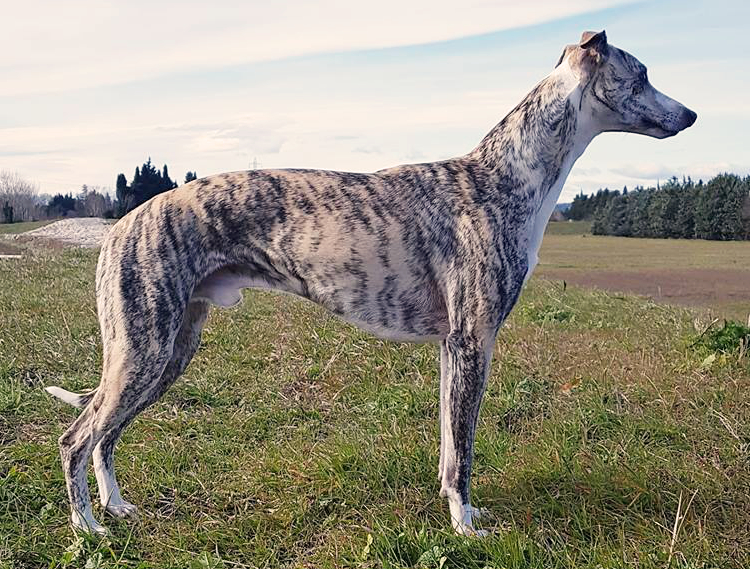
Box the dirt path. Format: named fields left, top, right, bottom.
left=5, top=217, right=111, bottom=248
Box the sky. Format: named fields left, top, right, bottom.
left=1, top=0, right=748, bottom=202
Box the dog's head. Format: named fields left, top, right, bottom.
left=556, top=30, right=697, bottom=138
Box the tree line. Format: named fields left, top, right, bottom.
left=115, top=159, right=197, bottom=217
left=567, top=174, right=750, bottom=241
left=1, top=160, right=198, bottom=224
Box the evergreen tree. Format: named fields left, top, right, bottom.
left=162, top=165, right=171, bottom=189
left=694, top=180, right=714, bottom=239
left=629, top=188, right=653, bottom=238
left=647, top=189, right=668, bottom=237
left=715, top=174, right=745, bottom=240
left=47, top=193, right=77, bottom=217
left=642, top=177, right=682, bottom=239
left=675, top=183, right=697, bottom=238
left=2, top=201, right=13, bottom=223
left=185, top=171, right=198, bottom=184
left=608, top=194, right=631, bottom=236
left=591, top=203, right=609, bottom=235
left=115, top=158, right=183, bottom=216
left=115, top=173, right=129, bottom=216
left=742, top=177, right=750, bottom=239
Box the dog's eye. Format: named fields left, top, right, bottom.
left=631, top=82, right=644, bottom=96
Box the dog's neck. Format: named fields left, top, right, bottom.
left=469, top=60, right=598, bottom=212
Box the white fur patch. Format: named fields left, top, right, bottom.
left=523, top=62, right=597, bottom=284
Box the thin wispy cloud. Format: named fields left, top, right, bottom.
left=3, top=0, right=635, bottom=96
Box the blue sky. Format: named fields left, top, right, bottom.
left=1, top=0, right=748, bottom=201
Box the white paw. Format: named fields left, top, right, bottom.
left=105, top=502, right=138, bottom=518
left=449, top=501, right=492, bottom=537
left=71, top=513, right=108, bottom=536
left=454, top=523, right=491, bottom=537
left=468, top=506, right=490, bottom=520
left=471, top=528, right=490, bottom=538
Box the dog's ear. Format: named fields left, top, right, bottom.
left=555, top=31, right=607, bottom=69
left=579, top=30, right=608, bottom=64
left=561, top=30, right=609, bottom=82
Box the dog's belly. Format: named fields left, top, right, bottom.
left=327, top=287, right=449, bottom=343
left=339, top=313, right=447, bottom=343
left=192, top=264, right=450, bottom=343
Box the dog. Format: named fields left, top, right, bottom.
left=46, top=30, right=696, bottom=536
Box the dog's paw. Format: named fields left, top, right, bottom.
left=453, top=523, right=491, bottom=538
left=71, top=513, right=108, bottom=536
left=105, top=502, right=138, bottom=519
left=449, top=501, right=492, bottom=537
left=468, top=506, right=490, bottom=520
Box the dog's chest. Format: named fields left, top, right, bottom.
left=522, top=165, right=574, bottom=284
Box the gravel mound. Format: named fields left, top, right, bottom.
left=14, top=218, right=112, bottom=248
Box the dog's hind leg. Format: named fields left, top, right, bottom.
left=58, top=347, right=173, bottom=534
left=439, top=328, right=495, bottom=536
left=58, top=295, right=195, bottom=533
left=93, top=300, right=210, bottom=518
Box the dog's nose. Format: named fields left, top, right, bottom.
left=683, top=108, right=697, bottom=128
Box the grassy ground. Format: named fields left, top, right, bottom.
left=542, top=221, right=750, bottom=321
left=544, top=221, right=592, bottom=236
left=541, top=229, right=750, bottom=271
left=544, top=220, right=750, bottom=269
left=0, top=221, right=55, bottom=235
left=1, top=245, right=749, bottom=568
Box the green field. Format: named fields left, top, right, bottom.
left=0, top=221, right=54, bottom=235
left=544, top=220, right=592, bottom=236
left=544, top=221, right=750, bottom=270
left=1, top=241, right=749, bottom=568
left=543, top=221, right=750, bottom=321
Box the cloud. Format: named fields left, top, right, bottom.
left=181, top=121, right=287, bottom=156
left=561, top=161, right=750, bottom=202
left=5, top=0, right=748, bottom=199
left=404, top=150, right=428, bottom=161
left=610, top=163, right=680, bottom=181
left=352, top=146, right=382, bottom=155
left=0, top=149, right=62, bottom=157
left=610, top=162, right=750, bottom=183
left=2, top=0, right=637, bottom=96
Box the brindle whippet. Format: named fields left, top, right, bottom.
left=47, top=31, right=696, bottom=536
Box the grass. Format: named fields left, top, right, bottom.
left=540, top=220, right=750, bottom=321
left=540, top=233, right=750, bottom=271
left=544, top=220, right=592, bottom=236
left=0, top=221, right=55, bottom=235
left=1, top=246, right=749, bottom=568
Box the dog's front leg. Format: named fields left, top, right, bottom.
left=439, top=328, right=495, bottom=536
left=438, top=340, right=449, bottom=484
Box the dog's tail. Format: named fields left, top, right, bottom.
left=44, top=386, right=97, bottom=409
